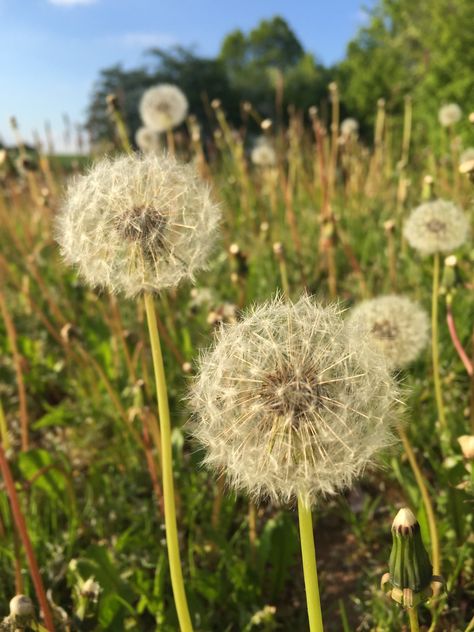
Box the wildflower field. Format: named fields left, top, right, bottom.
left=0, top=10, right=473, bottom=632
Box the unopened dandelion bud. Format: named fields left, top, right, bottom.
left=272, top=241, right=284, bottom=258
left=442, top=255, right=458, bottom=290
left=384, top=219, right=396, bottom=233
left=261, top=118, right=272, bottom=131
left=260, top=221, right=270, bottom=234
left=381, top=508, right=442, bottom=608
left=458, top=435, right=474, bottom=460
left=106, top=93, right=119, bottom=112
left=182, top=362, right=192, bottom=374
left=229, top=243, right=240, bottom=256
left=9, top=594, right=34, bottom=619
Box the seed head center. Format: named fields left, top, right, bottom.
left=372, top=319, right=399, bottom=340
left=426, top=218, right=446, bottom=234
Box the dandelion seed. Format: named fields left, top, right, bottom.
left=403, top=199, right=470, bottom=256
left=139, top=84, right=188, bottom=133
left=347, top=295, right=429, bottom=370
left=55, top=153, right=220, bottom=297
left=190, top=295, right=398, bottom=507
left=251, top=138, right=276, bottom=167
left=438, top=103, right=462, bottom=127
left=135, top=126, right=161, bottom=153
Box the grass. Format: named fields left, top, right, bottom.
left=0, top=95, right=472, bottom=631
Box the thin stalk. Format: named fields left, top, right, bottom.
left=144, top=292, right=193, bottom=632
left=397, top=424, right=441, bottom=575
left=0, top=443, right=55, bottom=631
left=297, top=494, right=324, bottom=632
left=432, top=253, right=447, bottom=430
left=464, top=614, right=474, bottom=632
left=0, top=291, right=29, bottom=451
left=407, top=607, right=420, bottom=632
left=446, top=295, right=473, bottom=375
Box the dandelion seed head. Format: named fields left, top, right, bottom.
left=139, top=84, right=188, bottom=132
left=55, top=153, right=220, bottom=297
left=135, top=126, right=161, bottom=153
left=190, top=295, right=398, bottom=507
left=9, top=595, right=34, bottom=618
left=460, top=147, right=474, bottom=165
left=438, top=103, right=462, bottom=127
left=348, top=295, right=429, bottom=370
left=251, top=139, right=276, bottom=167
left=341, top=118, right=359, bottom=137
left=403, top=199, right=469, bottom=256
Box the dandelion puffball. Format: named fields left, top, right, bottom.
left=190, top=295, right=398, bottom=507
left=135, top=126, right=162, bottom=153
left=251, top=140, right=276, bottom=167
left=347, top=295, right=429, bottom=370
left=56, top=153, right=220, bottom=297
left=139, top=84, right=188, bottom=132
left=438, top=103, right=462, bottom=127
left=340, top=118, right=359, bottom=137
left=403, top=199, right=469, bottom=256
left=460, top=147, right=474, bottom=165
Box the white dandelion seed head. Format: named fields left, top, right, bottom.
left=460, top=147, right=474, bottom=165
left=438, top=103, right=462, bottom=127
left=251, top=139, right=276, bottom=167
left=347, top=295, right=429, bottom=370
left=55, top=153, right=221, bottom=298
left=341, top=118, right=359, bottom=137
left=403, top=199, right=470, bottom=256
left=135, top=126, right=162, bottom=153
left=190, top=295, right=398, bottom=507
left=139, top=84, right=188, bottom=132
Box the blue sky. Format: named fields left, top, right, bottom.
left=0, top=0, right=372, bottom=151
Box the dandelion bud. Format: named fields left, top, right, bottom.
left=377, top=98, right=385, bottom=108
left=135, top=127, right=161, bottom=153
left=404, top=199, right=469, bottom=256
left=211, top=99, right=221, bottom=110
left=272, top=241, right=284, bottom=257
left=381, top=508, right=442, bottom=608
left=9, top=594, right=34, bottom=619
left=261, top=118, right=273, bottom=131
left=384, top=219, right=396, bottom=233
left=106, top=93, right=119, bottom=112
left=458, top=435, right=474, bottom=460
left=55, top=153, right=220, bottom=298
left=139, top=84, right=188, bottom=133
left=80, top=577, right=101, bottom=602
left=308, top=106, right=318, bottom=119
left=191, top=295, right=398, bottom=507
left=229, top=243, right=240, bottom=256
left=182, top=362, right=192, bottom=374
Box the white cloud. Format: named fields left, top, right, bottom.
left=107, top=32, right=177, bottom=49
left=48, top=0, right=98, bottom=6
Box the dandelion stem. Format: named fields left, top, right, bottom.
left=431, top=252, right=447, bottom=430
left=297, top=494, right=324, bottom=632
left=407, top=607, right=420, bottom=632
left=397, top=423, right=441, bottom=575
left=0, top=442, right=55, bottom=631
left=144, top=292, right=193, bottom=632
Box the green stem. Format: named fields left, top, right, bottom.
left=397, top=424, right=441, bottom=575
left=432, top=252, right=446, bottom=430
left=144, top=292, right=193, bottom=632
left=464, top=614, right=474, bottom=632
left=297, top=494, right=324, bottom=632
left=408, top=608, right=420, bottom=632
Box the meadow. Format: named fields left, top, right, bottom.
left=0, top=85, right=473, bottom=632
